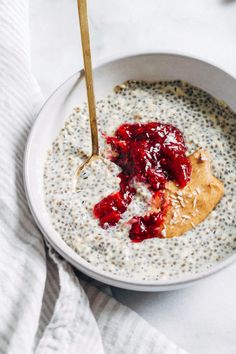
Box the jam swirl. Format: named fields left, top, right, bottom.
left=93, top=122, right=191, bottom=242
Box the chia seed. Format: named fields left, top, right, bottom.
left=44, top=80, right=236, bottom=281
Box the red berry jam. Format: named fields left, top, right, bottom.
left=93, top=122, right=191, bottom=242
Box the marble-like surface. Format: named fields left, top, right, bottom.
left=30, top=1, right=236, bottom=353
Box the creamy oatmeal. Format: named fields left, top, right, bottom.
left=44, top=80, right=236, bottom=280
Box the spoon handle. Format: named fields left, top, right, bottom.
left=77, top=0, right=99, bottom=155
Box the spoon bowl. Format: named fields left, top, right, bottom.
left=24, top=51, right=236, bottom=291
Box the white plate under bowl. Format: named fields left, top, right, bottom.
left=24, top=52, right=236, bottom=291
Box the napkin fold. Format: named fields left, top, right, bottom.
left=0, top=1, right=188, bottom=353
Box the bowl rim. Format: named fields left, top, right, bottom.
left=24, top=50, right=236, bottom=290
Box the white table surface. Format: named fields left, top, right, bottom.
left=30, top=1, right=236, bottom=353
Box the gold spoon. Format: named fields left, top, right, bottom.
left=75, top=0, right=100, bottom=181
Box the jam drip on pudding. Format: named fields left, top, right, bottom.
left=93, top=122, right=191, bottom=242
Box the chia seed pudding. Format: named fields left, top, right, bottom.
left=44, top=80, right=236, bottom=281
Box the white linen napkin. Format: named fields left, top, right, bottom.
left=0, top=1, right=188, bottom=353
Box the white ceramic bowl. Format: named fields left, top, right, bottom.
left=24, top=52, right=236, bottom=291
